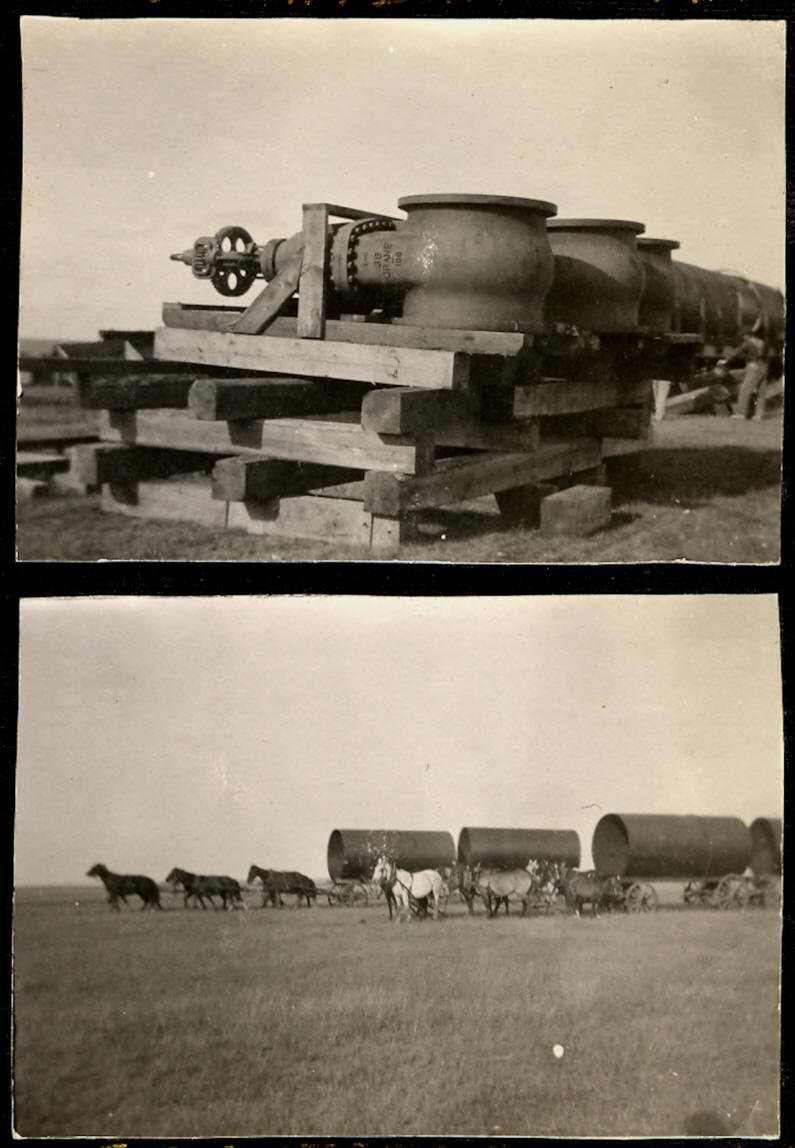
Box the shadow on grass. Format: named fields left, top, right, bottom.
left=609, top=445, right=781, bottom=509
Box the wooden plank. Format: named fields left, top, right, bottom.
left=541, top=403, right=652, bottom=441
left=17, top=429, right=99, bottom=450
left=16, top=452, right=70, bottom=479
left=78, top=376, right=194, bottom=410
left=361, top=386, right=540, bottom=451
left=99, top=409, right=431, bottom=474
left=312, top=203, right=399, bottom=222
left=297, top=204, right=328, bottom=339
left=363, top=438, right=602, bottom=515
left=101, top=476, right=229, bottom=527
left=513, top=378, right=651, bottom=417
left=72, top=443, right=219, bottom=486
left=154, top=327, right=471, bottom=391
left=161, top=303, right=527, bottom=356
left=228, top=495, right=376, bottom=547
left=601, top=437, right=651, bottom=458
left=18, top=356, right=214, bottom=377
left=230, top=252, right=304, bottom=336
left=212, top=457, right=362, bottom=502
left=188, top=377, right=370, bottom=421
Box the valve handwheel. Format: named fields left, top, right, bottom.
left=211, top=225, right=258, bottom=296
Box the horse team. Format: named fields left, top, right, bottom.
left=86, top=862, right=316, bottom=912
left=86, top=857, right=623, bottom=919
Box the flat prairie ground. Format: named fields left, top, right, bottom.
left=13, top=885, right=781, bottom=1138
left=16, top=405, right=782, bottom=562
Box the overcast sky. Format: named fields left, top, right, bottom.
left=15, top=596, right=783, bottom=885
left=18, top=17, right=785, bottom=341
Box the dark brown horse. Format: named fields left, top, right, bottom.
left=563, top=871, right=624, bottom=917
left=87, top=863, right=162, bottom=911
left=247, top=866, right=317, bottom=907
left=166, top=868, right=244, bottom=909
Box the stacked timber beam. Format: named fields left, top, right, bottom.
left=62, top=305, right=652, bottom=553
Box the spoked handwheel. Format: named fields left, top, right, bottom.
left=624, top=881, right=658, bottom=913
left=211, top=225, right=258, bottom=296
left=713, top=873, right=746, bottom=910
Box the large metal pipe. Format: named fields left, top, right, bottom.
left=457, top=827, right=581, bottom=870
left=327, top=829, right=455, bottom=881
left=592, top=813, right=751, bottom=879
left=544, top=219, right=647, bottom=333
left=671, top=263, right=784, bottom=352
left=749, top=817, right=782, bottom=877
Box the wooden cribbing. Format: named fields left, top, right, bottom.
left=99, top=409, right=434, bottom=474
left=512, top=378, right=651, bottom=417
left=188, top=377, right=371, bottom=421
left=361, top=386, right=541, bottom=452
left=77, top=375, right=195, bottom=410
left=231, top=253, right=304, bottom=336
left=540, top=403, right=652, bottom=441
left=154, top=327, right=471, bottom=391
left=363, top=438, right=602, bottom=516
left=212, top=457, right=362, bottom=502
left=162, top=303, right=528, bottom=356
left=71, top=443, right=219, bottom=486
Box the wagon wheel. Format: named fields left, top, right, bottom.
left=326, top=884, right=345, bottom=907
left=714, top=873, right=745, bottom=910
left=348, top=882, right=369, bottom=907
left=625, top=882, right=658, bottom=913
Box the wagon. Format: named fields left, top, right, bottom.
left=592, top=813, right=752, bottom=913
left=683, top=872, right=780, bottom=910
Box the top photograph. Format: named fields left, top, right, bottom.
left=16, top=18, right=785, bottom=563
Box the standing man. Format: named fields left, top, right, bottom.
left=716, top=327, right=770, bottom=420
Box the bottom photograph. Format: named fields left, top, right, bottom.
left=13, top=594, right=783, bottom=1139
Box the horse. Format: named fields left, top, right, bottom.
left=375, top=869, right=399, bottom=920
left=563, top=870, right=624, bottom=918
left=87, top=863, right=162, bottom=911
left=447, top=862, right=490, bottom=914
left=371, top=856, right=443, bottom=922
left=247, top=866, right=317, bottom=907
left=166, top=868, right=244, bottom=909
left=475, top=863, right=540, bottom=918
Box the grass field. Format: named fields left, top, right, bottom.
left=16, top=397, right=782, bottom=561
left=13, top=885, right=780, bottom=1138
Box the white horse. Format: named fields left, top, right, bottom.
left=371, top=856, right=443, bottom=922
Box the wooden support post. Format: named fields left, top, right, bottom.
left=154, top=327, right=471, bottom=390
left=99, top=409, right=433, bottom=474
left=230, top=253, right=304, bottom=336
left=363, top=438, right=601, bottom=516
left=71, top=443, right=219, bottom=486
left=188, top=377, right=371, bottom=421
left=494, top=482, right=557, bottom=526
left=78, top=375, right=195, bottom=410
left=539, top=485, right=612, bottom=537
left=297, top=204, right=329, bottom=339
left=212, top=456, right=362, bottom=502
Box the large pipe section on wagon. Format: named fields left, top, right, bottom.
left=592, top=813, right=751, bottom=879
left=327, top=829, right=455, bottom=881
left=749, top=817, right=782, bottom=877
left=457, top=827, right=581, bottom=870
left=170, top=192, right=783, bottom=351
